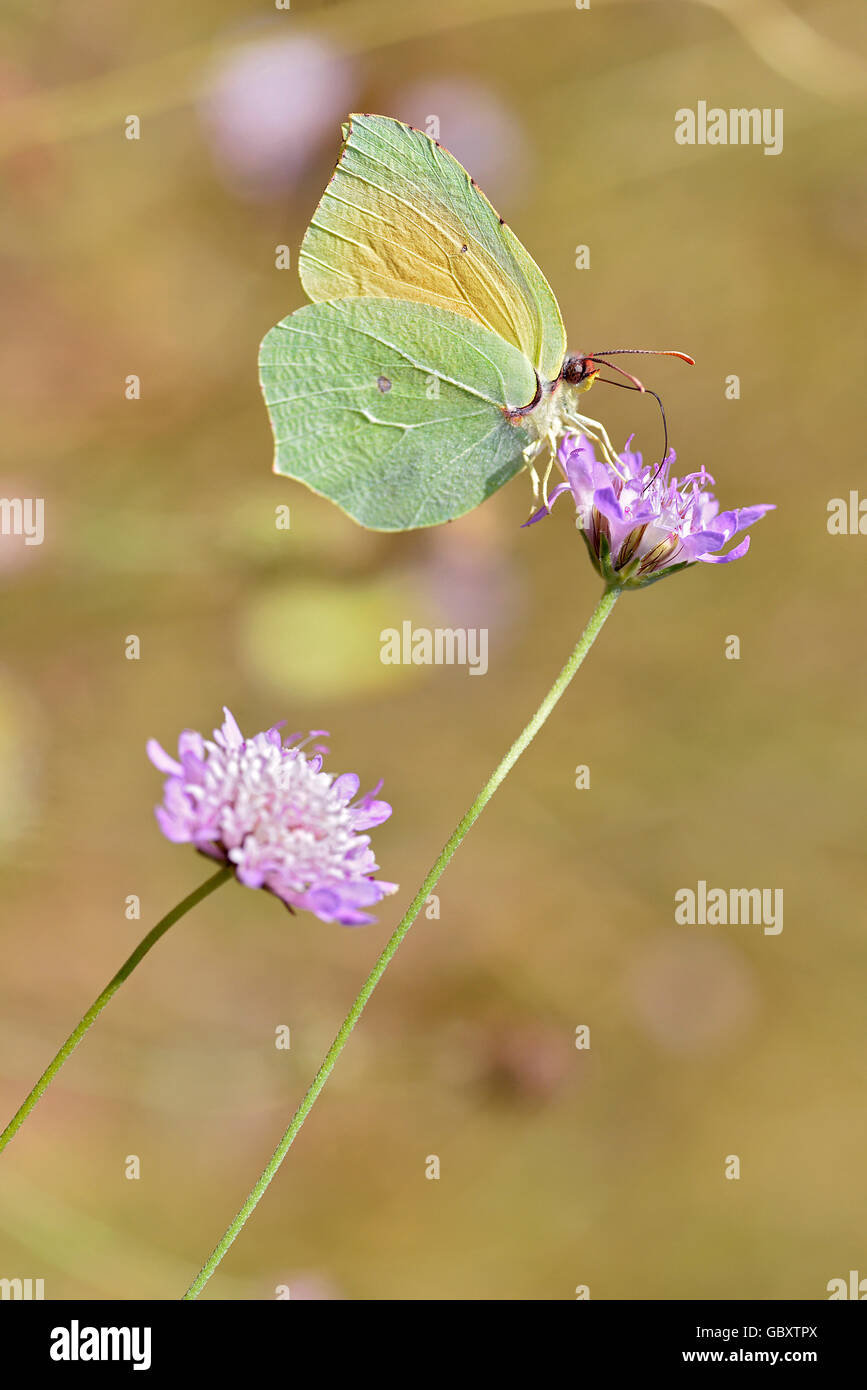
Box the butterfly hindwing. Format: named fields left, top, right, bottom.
left=259, top=297, right=536, bottom=531
left=298, top=114, right=566, bottom=384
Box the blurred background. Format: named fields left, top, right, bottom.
left=0, top=0, right=865, bottom=1300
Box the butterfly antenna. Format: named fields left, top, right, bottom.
left=588, top=346, right=690, bottom=484
left=594, top=376, right=671, bottom=483
left=590, top=348, right=696, bottom=366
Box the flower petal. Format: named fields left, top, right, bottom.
left=520, top=483, right=572, bottom=527
left=332, top=772, right=360, bottom=801
left=146, top=739, right=183, bottom=776
left=218, top=707, right=245, bottom=747
left=699, top=534, right=752, bottom=563
left=354, top=798, right=393, bottom=829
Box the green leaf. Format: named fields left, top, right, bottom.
left=259, top=296, right=536, bottom=531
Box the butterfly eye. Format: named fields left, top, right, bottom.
left=561, top=354, right=592, bottom=385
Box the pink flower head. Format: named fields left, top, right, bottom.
left=526, top=435, right=775, bottom=589
left=147, top=709, right=397, bottom=926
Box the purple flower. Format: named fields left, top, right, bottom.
left=198, top=37, right=358, bottom=200
left=527, top=435, right=775, bottom=589
left=147, top=709, right=397, bottom=926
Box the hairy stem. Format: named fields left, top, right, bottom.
left=0, top=864, right=233, bottom=1155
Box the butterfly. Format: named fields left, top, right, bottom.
left=259, top=114, right=691, bottom=531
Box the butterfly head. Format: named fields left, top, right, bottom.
left=560, top=354, right=600, bottom=393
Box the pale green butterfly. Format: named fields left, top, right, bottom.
left=259, top=114, right=692, bottom=531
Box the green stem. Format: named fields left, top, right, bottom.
left=184, top=584, right=621, bottom=1298
left=0, top=863, right=233, bottom=1155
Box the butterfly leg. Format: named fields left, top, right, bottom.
left=563, top=411, right=626, bottom=477
left=523, top=430, right=566, bottom=513
left=527, top=462, right=541, bottom=504
left=522, top=438, right=544, bottom=506
left=540, top=428, right=561, bottom=510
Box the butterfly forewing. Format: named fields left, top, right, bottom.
left=259, top=297, right=535, bottom=531
left=298, top=114, right=566, bottom=384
